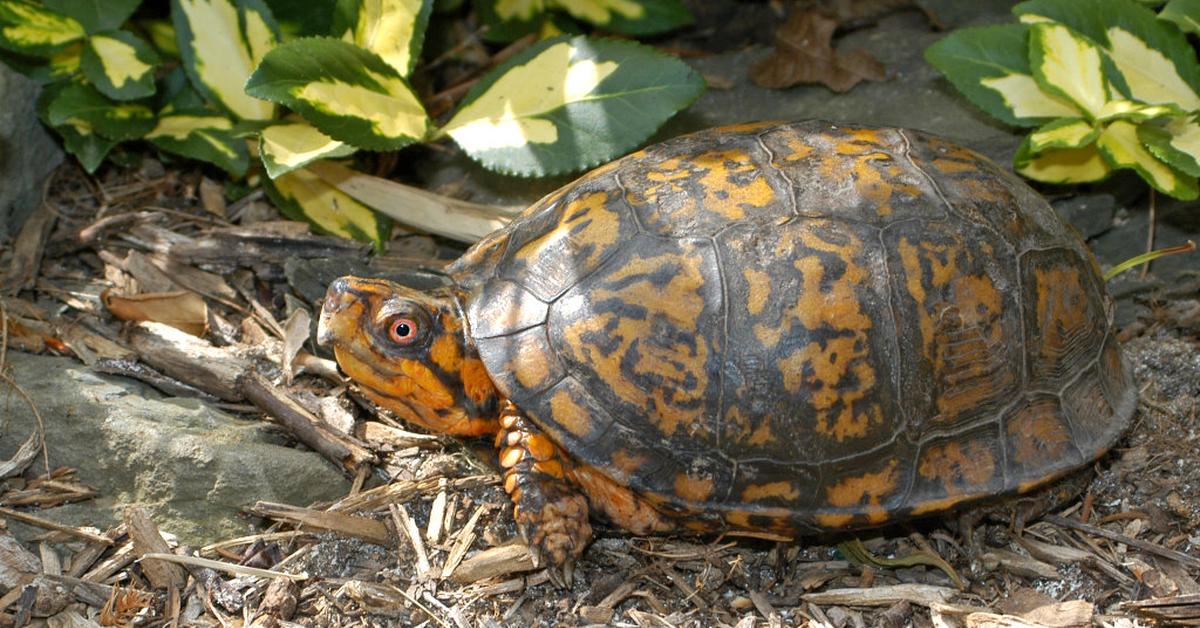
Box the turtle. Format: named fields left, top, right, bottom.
left=317, top=120, right=1136, bottom=581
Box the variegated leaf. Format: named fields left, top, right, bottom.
left=1097, top=119, right=1198, bottom=198
left=1028, top=118, right=1100, bottom=153
left=1160, top=0, right=1200, bottom=35
left=259, top=120, right=355, bottom=178
left=1096, top=99, right=1182, bottom=121
left=442, top=35, right=704, bottom=176
left=264, top=166, right=390, bottom=249
left=50, top=118, right=118, bottom=173
left=81, top=30, right=159, bottom=100
left=245, top=37, right=429, bottom=150
left=1014, top=136, right=1112, bottom=183
left=924, top=24, right=1078, bottom=127
left=1029, top=22, right=1109, bottom=118
left=147, top=110, right=250, bottom=175
left=0, top=0, right=84, bottom=56
left=43, top=81, right=155, bottom=140
left=43, top=0, right=140, bottom=34
left=1139, top=114, right=1200, bottom=176
left=552, top=0, right=691, bottom=36
left=172, top=0, right=278, bottom=121
left=1016, top=0, right=1200, bottom=108
left=339, top=0, right=432, bottom=76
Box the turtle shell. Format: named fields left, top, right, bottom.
left=448, top=120, right=1136, bottom=532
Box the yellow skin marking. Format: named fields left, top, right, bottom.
left=743, top=267, right=771, bottom=316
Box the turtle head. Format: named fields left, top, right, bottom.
left=318, top=276, right=500, bottom=436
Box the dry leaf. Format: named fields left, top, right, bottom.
left=750, top=10, right=885, bottom=92
left=102, top=290, right=209, bottom=337
left=199, top=177, right=227, bottom=218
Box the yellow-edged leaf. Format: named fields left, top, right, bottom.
left=1016, top=140, right=1112, bottom=183
left=1029, top=23, right=1108, bottom=118
left=91, top=36, right=151, bottom=86
left=553, top=0, right=645, bottom=24
left=1105, top=27, right=1200, bottom=110
left=495, top=0, right=544, bottom=22
left=260, top=121, right=354, bottom=178
left=1098, top=119, right=1198, bottom=199
left=351, top=0, right=428, bottom=76
left=172, top=0, right=276, bottom=121
left=1028, top=118, right=1099, bottom=152
left=444, top=40, right=619, bottom=150
left=267, top=166, right=388, bottom=247
left=1097, top=100, right=1180, bottom=122
left=0, top=0, right=84, bottom=54
left=979, top=74, right=1080, bottom=119
left=1167, top=116, right=1200, bottom=164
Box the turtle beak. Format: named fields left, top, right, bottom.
left=317, top=277, right=354, bottom=346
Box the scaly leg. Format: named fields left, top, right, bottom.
left=496, top=402, right=591, bottom=584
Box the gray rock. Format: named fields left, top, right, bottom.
left=1, top=352, right=350, bottom=544
left=0, top=64, right=63, bottom=240
left=1053, top=194, right=1116, bottom=240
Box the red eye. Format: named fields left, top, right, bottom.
left=388, top=318, right=418, bottom=344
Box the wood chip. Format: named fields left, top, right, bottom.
left=981, top=547, right=1059, bottom=579
left=802, top=583, right=957, bottom=608
left=449, top=544, right=536, bottom=584
left=128, top=322, right=249, bottom=401
left=966, top=600, right=1095, bottom=627
left=124, top=507, right=185, bottom=590
left=250, top=502, right=390, bottom=546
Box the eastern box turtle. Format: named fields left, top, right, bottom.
left=318, top=120, right=1136, bottom=577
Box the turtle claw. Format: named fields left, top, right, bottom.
left=547, top=559, right=575, bottom=588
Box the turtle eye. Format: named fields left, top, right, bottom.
left=388, top=317, right=419, bottom=345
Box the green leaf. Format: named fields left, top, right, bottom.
left=1160, top=0, right=1200, bottom=34
left=44, top=81, right=156, bottom=141
left=1028, top=117, right=1100, bottom=153
left=553, top=0, right=691, bottom=36
left=146, top=110, right=250, bottom=175
left=1029, top=22, right=1110, bottom=118
left=1097, top=119, right=1198, bottom=198
left=1015, top=134, right=1113, bottom=183
left=442, top=35, right=704, bottom=176
left=172, top=0, right=279, bottom=121
left=474, top=0, right=543, bottom=42
left=259, top=120, right=356, bottom=178
left=43, top=0, right=140, bottom=33
left=141, top=19, right=180, bottom=58
left=338, top=0, right=432, bottom=76
left=0, top=41, right=79, bottom=82
left=0, top=0, right=85, bottom=56
left=263, top=166, right=390, bottom=248
left=924, top=24, right=1078, bottom=127
left=246, top=37, right=429, bottom=150
left=1139, top=115, right=1200, bottom=176
left=81, top=30, right=159, bottom=100
left=1016, top=0, right=1200, bottom=109
left=53, top=121, right=119, bottom=173
left=263, top=0, right=334, bottom=36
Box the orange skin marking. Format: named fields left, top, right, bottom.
left=742, top=481, right=800, bottom=502
left=430, top=333, right=463, bottom=373
left=779, top=335, right=880, bottom=440
left=822, top=460, right=899, bottom=525
left=918, top=440, right=997, bottom=496
left=780, top=136, right=815, bottom=162
left=931, top=157, right=977, bottom=174
left=814, top=129, right=923, bottom=217
left=508, top=337, right=554, bottom=390
left=814, top=513, right=855, bottom=528
left=631, top=149, right=774, bottom=225
left=561, top=248, right=710, bottom=438
left=571, top=465, right=675, bottom=535
left=910, top=494, right=971, bottom=516
left=1035, top=265, right=1090, bottom=368
left=610, top=449, right=647, bottom=480
left=674, top=473, right=715, bottom=502
left=1008, top=400, right=1071, bottom=466
left=460, top=358, right=494, bottom=405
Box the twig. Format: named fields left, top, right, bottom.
left=0, top=372, right=51, bottom=479
left=1043, top=514, right=1200, bottom=569
left=1141, top=189, right=1157, bottom=279
left=0, top=507, right=110, bottom=544
left=139, top=553, right=308, bottom=581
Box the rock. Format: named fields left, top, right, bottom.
left=0, top=352, right=350, bottom=544
left=0, top=63, right=63, bottom=240
left=1053, top=194, right=1116, bottom=240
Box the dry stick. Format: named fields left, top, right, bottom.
left=250, top=502, right=390, bottom=546
left=391, top=504, right=431, bottom=579
left=0, top=372, right=51, bottom=480
left=1043, top=514, right=1200, bottom=569
left=140, top=553, right=308, bottom=581
left=239, top=371, right=375, bottom=474
left=1141, top=189, right=1157, bottom=279
left=0, top=506, right=111, bottom=545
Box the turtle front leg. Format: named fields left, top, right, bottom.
left=496, top=401, right=592, bottom=584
